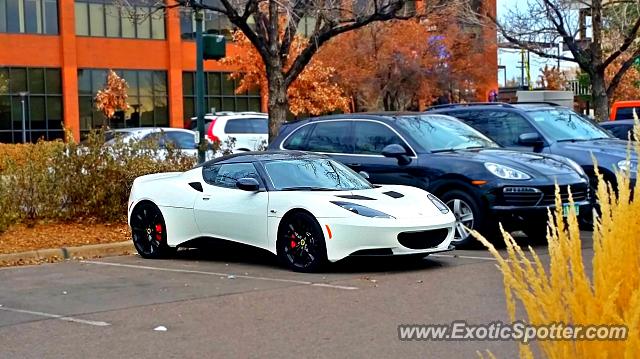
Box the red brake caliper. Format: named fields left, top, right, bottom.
left=290, top=234, right=296, bottom=248
left=155, top=224, right=163, bottom=241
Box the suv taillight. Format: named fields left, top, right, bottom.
left=207, top=118, right=220, bottom=143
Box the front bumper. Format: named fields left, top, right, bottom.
left=318, top=214, right=455, bottom=262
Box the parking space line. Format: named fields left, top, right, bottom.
left=0, top=306, right=110, bottom=327
left=430, top=254, right=499, bottom=261
left=80, top=260, right=358, bottom=290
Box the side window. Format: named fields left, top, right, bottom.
left=282, top=124, right=313, bottom=150
left=202, top=163, right=261, bottom=189
left=224, top=118, right=268, bottom=134
left=305, top=121, right=353, bottom=153
left=165, top=132, right=197, bottom=149
left=353, top=121, right=407, bottom=155
left=609, top=125, right=633, bottom=140
left=458, top=111, right=537, bottom=147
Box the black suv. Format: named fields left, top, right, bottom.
left=427, top=103, right=637, bottom=189
left=268, top=113, right=590, bottom=246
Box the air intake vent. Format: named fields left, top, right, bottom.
left=335, top=195, right=376, bottom=200
left=383, top=191, right=404, bottom=198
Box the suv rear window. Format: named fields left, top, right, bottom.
left=224, top=118, right=268, bottom=134
left=615, top=107, right=638, bottom=120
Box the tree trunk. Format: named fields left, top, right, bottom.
left=266, top=67, right=288, bottom=143
left=591, top=70, right=609, bottom=121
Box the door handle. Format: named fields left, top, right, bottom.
left=202, top=196, right=211, bottom=201
left=348, top=163, right=362, bottom=167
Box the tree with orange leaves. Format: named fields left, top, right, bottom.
left=222, top=31, right=350, bottom=117
left=537, top=65, right=567, bottom=90
left=607, top=57, right=640, bottom=102
left=95, top=70, right=130, bottom=128
left=316, top=6, right=494, bottom=111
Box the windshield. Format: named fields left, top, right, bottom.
left=395, top=115, right=499, bottom=152
left=104, top=131, right=135, bottom=144
left=263, top=159, right=373, bottom=191
left=528, top=109, right=612, bottom=141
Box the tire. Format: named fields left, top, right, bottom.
left=523, top=221, right=550, bottom=243
left=440, top=190, right=493, bottom=248
left=130, top=201, right=173, bottom=259
left=277, top=211, right=328, bottom=272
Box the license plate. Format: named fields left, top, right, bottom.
left=562, top=204, right=580, bottom=217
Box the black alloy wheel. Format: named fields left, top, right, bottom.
left=130, top=202, right=172, bottom=259
left=277, top=212, right=327, bottom=272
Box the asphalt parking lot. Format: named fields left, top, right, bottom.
left=0, top=232, right=593, bottom=359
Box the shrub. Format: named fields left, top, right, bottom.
left=0, top=131, right=198, bottom=231
left=474, top=127, right=640, bottom=358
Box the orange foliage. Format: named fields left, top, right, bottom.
left=317, top=11, right=495, bottom=110
left=537, top=65, right=567, bottom=90
left=607, top=57, right=640, bottom=102
left=222, top=31, right=350, bottom=116
left=95, top=70, right=130, bottom=121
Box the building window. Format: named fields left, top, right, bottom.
left=180, top=4, right=233, bottom=40
left=75, top=0, right=165, bottom=39
left=0, top=67, right=63, bottom=143
left=182, top=71, right=261, bottom=123
left=77, top=69, right=168, bottom=133
left=0, top=0, right=58, bottom=34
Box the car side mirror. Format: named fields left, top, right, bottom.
left=236, top=177, right=260, bottom=191
left=518, top=133, right=543, bottom=146
left=382, top=144, right=411, bottom=166
left=358, top=171, right=370, bottom=180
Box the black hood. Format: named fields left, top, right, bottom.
left=432, top=148, right=578, bottom=177
left=554, top=138, right=636, bottom=160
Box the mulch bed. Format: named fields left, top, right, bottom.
left=0, top=222, right=130, bottom=254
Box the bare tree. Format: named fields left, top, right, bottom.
left=117, top=0, right=440, bottom=140
left=471, top=0, right=640, bottom=120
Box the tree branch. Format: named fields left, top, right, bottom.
left=606, top=46, right=640, bottom=97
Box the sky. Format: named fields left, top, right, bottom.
left=497, top=0, right=576, bottom=87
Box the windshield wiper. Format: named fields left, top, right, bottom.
left=431, top=146, right=487, bottom=153
left=278, top=186, right=342, bottom=191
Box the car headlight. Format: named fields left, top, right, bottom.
left=484, top=162, right=531, bottom=180
left=330, top=201, right=394, bottom=218
left=428, top=194, right=450, bottom=214
left=617, top=160, right=638, bottom=173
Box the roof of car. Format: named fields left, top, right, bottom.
left=109, top=127, right=194, bottom=133
left=600, top=119, right=636, bottom=126
left=426, top=102, right=563, bottom=112
left=197, top=150, right=327, bottom=167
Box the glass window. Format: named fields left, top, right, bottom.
left=305, top=121, right=353, bottom=153
left=615, top=107, right=639, bottom=120
left=0, top=0, right=6, bottom=32
left=121, top=13, right=135, bottom=38
left=353, top=121, right=406, bottom=155
left=165, top=131, right=196, bottom=149
left=24, top=0, right=39, bottom=33
left=0, top=96, right=11, bottom=130
left=263, top=159, right=372, bottom=191
left=182, top=72, right=193, bottom=96
left=395, top=115, right=498, bottom=152
left=29, top=68, right=45, bottom=94
left=29, top=96, right=46, bottom=129
left=224, top=118, right=268, bottom=134
left=136, top=6, right=150, bottom=39
left=6, top=0, right=20, bottom=32
left=151, top=11, right=164, bottom=39
left=183, top=71, right=262, bottom=116
left=75, top=2, right=89, bottom=35
left=203, top=163, right=261, bottom=189
left=282, top=124, right=314, bottom=150
left=138, top=71, right=152, bottom=96
left=528, top=109, right=612, bottom=142
left=105, top=4, right=120, bottom=37
left=454, top=111, right=538, bottom=147
left=44, top=0, right=57, bottom=34
left=89, top=3, right=105, bottom=37
left=10, top=68, right=27, bottom=93
left=45, top=68, right=61, bottom=94
left=46, top=96, right=62, bottom=130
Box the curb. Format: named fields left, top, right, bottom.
left=0, top=241, right=134, bottom=267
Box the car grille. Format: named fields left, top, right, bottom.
left=397, top=228, right=450, bottom=249
left=539, top=183, right=588, bottom=206
left=501, top=184, right=588, bottom=206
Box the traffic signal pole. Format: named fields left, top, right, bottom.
left=195, top=9, right=206, bottom=164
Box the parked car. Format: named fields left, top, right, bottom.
left=600, top=119, right=638, bottom=141
left=189, top=111, right=268, bottom=152
left=268, top=113, right=591, bottom=246
left=128, top=151, right=455, bottom=272
left=609, top=100, right=640, bottom=121
left=427, top=103, right=637, bottom=190
left=105, top=127, right=214, bottom=160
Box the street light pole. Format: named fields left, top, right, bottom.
left=19, top=91, right=28, bottom=143
left=195, top=6, right=206, bottom=164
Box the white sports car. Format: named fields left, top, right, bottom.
left=128, top=151, right=456, bottom=272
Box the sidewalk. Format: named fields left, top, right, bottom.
left=0, top=241, right=134, bottom=267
